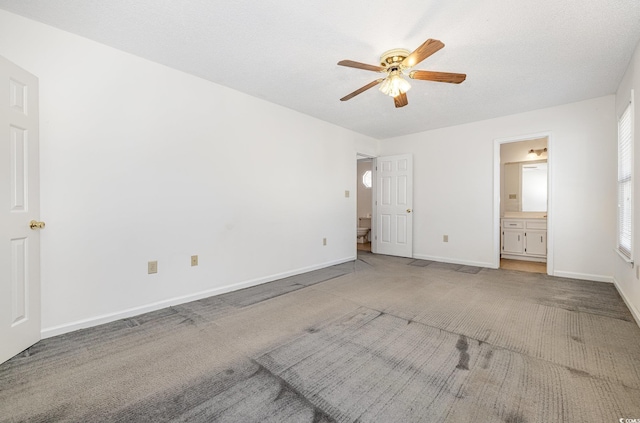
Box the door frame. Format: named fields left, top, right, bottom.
left=356, top=153, right=377, bottom=254
left=493, top=132, right=554, bottom=275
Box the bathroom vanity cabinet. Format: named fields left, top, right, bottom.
left=501, top=218, right=547, bottom=262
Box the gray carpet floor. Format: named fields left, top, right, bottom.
left=1, top=253, right=640, bottom=422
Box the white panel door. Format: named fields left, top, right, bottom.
left=0, top=55, right=41, bottom=364
left=375, top=154, right=413, bottom=257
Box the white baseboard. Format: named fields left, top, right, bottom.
left=412, top=254, right=493, bottom=269
left=612, top=277, right=640, bottom=328
left=552, top=270, right=613, bottom=284
left=41, top=256, right=356, bottom=339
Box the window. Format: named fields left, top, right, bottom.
left=362, top=170, right=372, bottom=188
left=618, top=94, right=634, bottom=259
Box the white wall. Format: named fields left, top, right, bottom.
left=379, top=95, right=617, bottom=281
left=0, top=9, right=630, bottom=335
left=0, top=10, right=378, bottom=336
left=614, top=39, right=640, bottom=325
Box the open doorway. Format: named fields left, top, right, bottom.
left=356, top=157, right=373, bottom=252
left=494, top=134, right=553, bottom=274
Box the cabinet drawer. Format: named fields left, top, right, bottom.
left=502, top=220, right=523, bottom=229
left=526, top=220, right=547, bottom=230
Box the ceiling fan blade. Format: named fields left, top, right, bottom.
left=338, top=60, right=385, bottom=72
left=340, top=79, right=385, bottom=101
left=409, top=70, right=466, bottom=84
left=394, top=92, right=408, bottom=108
left=402, top=39, right=445, bottom=68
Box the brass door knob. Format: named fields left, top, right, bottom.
left=29, top=220, right=45, bottom=230
left=406, top=209, right=412, bottom=213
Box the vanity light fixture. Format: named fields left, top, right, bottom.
left=527, top=148, right=547, bottom=158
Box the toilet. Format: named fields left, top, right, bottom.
left=357, top=227, right=370, bottom=243
left=357, top=217, right=371, bottom=243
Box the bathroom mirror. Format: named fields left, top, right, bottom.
left=504, top=160, right=547, bottom=212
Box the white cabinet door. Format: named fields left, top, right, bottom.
left=0, top=55, right=41, bottom=364
left=526, top=230, right=547, bottom=256
left=502, top=230, right=524, bottom=254
left=375, top=154, right=413, bottom=258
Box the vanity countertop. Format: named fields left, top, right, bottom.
left=503, top=212, right=546, bottom=219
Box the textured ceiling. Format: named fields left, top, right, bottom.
left=1, top=0, right=639, bottom=139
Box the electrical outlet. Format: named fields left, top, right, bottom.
left=345, top=190, right=350, bottom=198
left=148, top=260, right=158, bottom=274
left=191, top=255, right=198, bottom=266
left=443, top=235, right=449, bottom=242
left=323, top=238, right=327, bottom=246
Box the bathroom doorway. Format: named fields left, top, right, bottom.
left=494, top=133, right=553, bottom=275
left=356, top=156, right=374, bottom=252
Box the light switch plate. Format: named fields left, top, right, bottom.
left=191, top=255, right=198, bottom=266
left=345, top=190, right=350, bottom=198
left=148, top=261, right=158, bottom=274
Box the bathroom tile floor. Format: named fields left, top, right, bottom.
left=500, top=258, right=547, bottom=274
left=356, top=242, right=371, bottom=252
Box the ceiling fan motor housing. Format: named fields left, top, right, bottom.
left=380, top=48, right=411, bottom=69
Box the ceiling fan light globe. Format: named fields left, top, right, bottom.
left=395, top=76, right=411, bottom=94
left=379, top=74, right=411, bottom=97
left=379, top=77, right=392, bottom=96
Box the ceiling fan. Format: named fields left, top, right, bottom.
left=338, top=38, right=466, bottom=108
